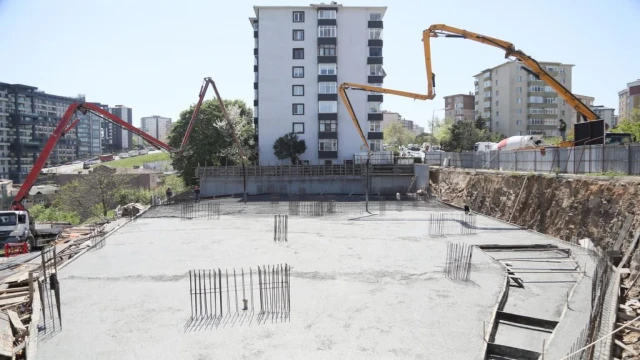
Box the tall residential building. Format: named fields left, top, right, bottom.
left=108, top=105, right=133, bottom=151
left=473, top=61, right=575, bottom=137
left=79, top=102, right=105, bottom=157
left=0, top=82, right=91, bottom=182
left=443, top=93, right=475, bottom=122
left=141, top=116, right=173, bottom=143
left=618, top=79, right=640, bottom=120
left=592, top=105, right=616, bottom=129
left=250, top=3, right=387, bottom=164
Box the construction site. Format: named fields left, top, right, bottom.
left=0, top=12, right=638, bottom=360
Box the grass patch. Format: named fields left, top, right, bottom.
left=98, top=152, right=170, bottom=169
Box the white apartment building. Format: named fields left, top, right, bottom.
left=141, top=115, right=172, bottom=143
left=473, top=61, right=575, bottom=137
left=250, top=3, right=387, bottom=165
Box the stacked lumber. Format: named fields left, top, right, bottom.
left=0, top=275, right=35, bottom=360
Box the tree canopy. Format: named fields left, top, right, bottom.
left=273, top=133, right=307, bottom=164
left=383, top=121, right=414, bottom=149
left=611, top=108, right=640, bottom=142
left=431, top=117, right=505, bottom=152
left=167, top=99, right=256, bottom=186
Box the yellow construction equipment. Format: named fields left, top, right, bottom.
left=338, top=24, right=603, bottom=151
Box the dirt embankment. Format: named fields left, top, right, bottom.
left=430, top=168, right=640, bottom=251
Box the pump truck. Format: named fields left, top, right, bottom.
left=5, top=77, right=246, bottom=251
left=338, top=24, right=630, bottom=152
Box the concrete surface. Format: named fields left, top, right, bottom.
left=37, top=201, right=597, bottom=360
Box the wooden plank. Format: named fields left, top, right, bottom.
left=615, top=339, right=639, bottom=356
left=614, top=215, right=635, bottom=251
left=6, top=311, right=25, bottom=335
left=0, top=297, right=27, bottom=308
left=618, top=231, right=640, bottom=271
left=0, top=312, right=13, bottom=358
left=0, top=293, right=28, bottom=302
left=0, top=287, right=29, bottom=295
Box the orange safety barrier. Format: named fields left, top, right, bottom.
left=4, top=242, right=28, bottom=257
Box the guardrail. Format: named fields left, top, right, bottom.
left=196, top=164, right=416, bottom=178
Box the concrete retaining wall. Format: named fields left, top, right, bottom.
left=199, top=164, right=430, bottom=197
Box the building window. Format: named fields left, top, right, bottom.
left=517, top=98, right=521, bottom=104
left=369, top=12, right=382, bottom=20
left=293, top=48, right=304, bottom=59
left=483, top=80, right=491, bottom=88
left=252, top=22, right=258, bottom=31
left=292, top=85, right=304, bottom=96
left=368, top=102, right=381, bottom=113
left=292, top=122, right=304, bottom=134
left=292, top=66, right=304, bottom=78
left=292, top=104, right=304, bottom=115
left=318, top=82, right=337, bottom=94
left=495, top=80, right=499, bottom=86
left=254, top=89, right=258, bottom=99
left=517, top=76, right=522, bottom=82
left=495, top=100, right=499, bottom=106
left=368, top=64, right=384, bottom=76
left=318, top=25, right=337, bottom=37
left=293, top=30, right=304, bottom=41
left=495, top=90, right=499, bottom=96
left=495, top=122, right=499, bottom=128
left=495, top=111, right=499, bottom=116
left=319, top=120, right=337, bottom=132
left=516, top=120, right=521, bottom=126
left=516, top=109, right=522, bottom=114
left=368, top=28, right=383, bottom=40
left=369, top=47, right=382, bottom=57
left=318, top=63, right=337, bottom=75
left=318, top=101, right=337, bottom=113
left=369, top=121, right=381, bottom=132
left=318, top=44, right=336, bottom=56
left=319, top=139, right=338, bottom=151
left=369, top=139, right=382, bottom=151
left=318, top=9, right=336, bottom=19
left=368, top=83, right=382, bottom=95
left=293, top=11, right=305, bottom=22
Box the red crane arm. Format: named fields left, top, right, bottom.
left=181, top=78, right=246, bottom=160
left=11, top=102, right=174, bottom=210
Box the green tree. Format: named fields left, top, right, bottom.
left=383, top=121, right=414, bottom=149
left=414, top=132, right=430, bottom=144
left=475, top=116, right=488, bottom=131
left=611, top=108, right=640, bottom=141
left=273, top=133, right=307, bottom=164
left=167, top=99, right=255, bottom=186
left=54, top=165, right=134, bottom=220
left=29, top=204, right=80, bottom=225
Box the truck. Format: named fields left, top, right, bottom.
left=0, top=211, right=68, bottom=251
left=99, top=154, right=114, bottom=162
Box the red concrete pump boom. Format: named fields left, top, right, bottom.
left=181, top=77, right=246, bottom=160
left=11, top=102, right=174, bottom=211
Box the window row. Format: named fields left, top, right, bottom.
left=291, top=83, right=338, bottom=95
left=291, top=10, right=383, bottom=22
left=291, top=101, right=338, bottom=114
left=292, top=64, right=337, bottom=78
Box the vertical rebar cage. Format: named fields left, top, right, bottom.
left=188, top=264, right=291, bottom=325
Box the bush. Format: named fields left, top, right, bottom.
left=116, top=188, right=153, bottom=206
left=29, top=204, right=81, bottom=225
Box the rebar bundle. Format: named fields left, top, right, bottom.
left=274, top=214, right=288, bottom=242
left=188, top=264, right=291, bottom=322
left=428, top=213, right=477, bottom=237
left=444, top=242, right=473, bottom=282
left=180, top=202, right=221, bottom=220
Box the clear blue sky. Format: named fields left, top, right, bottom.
left=1, top=0, right=638, bottom=129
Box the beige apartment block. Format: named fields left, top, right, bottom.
left=619, top=79, right=640, bottom=120
left=473, top=61, right=575, bottom=137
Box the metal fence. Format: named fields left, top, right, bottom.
left=424, top=144, right=640, bottom=175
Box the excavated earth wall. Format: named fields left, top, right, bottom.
left=430, top=168, right=640, bottom=253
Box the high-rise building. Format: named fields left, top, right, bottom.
left=443, top=93, right=475, bottom=122
left=0, top=82, right=90, bottom=182
left=78, top=102, right=105, bottom=158
left=108, top=105, right=133, bottom=151
left=618, top=79, right=640, bottom=120
left=141, top=116, right=173, bottom=143
left=250, top=3, right=387, bottom=164
left=592, top=105, right=616, bottom=129
left=473, top=61, right=575, bottom=137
